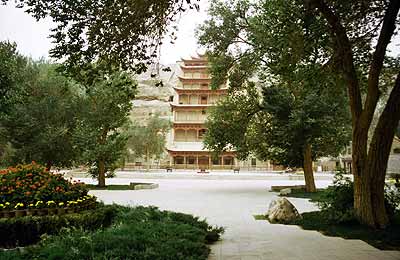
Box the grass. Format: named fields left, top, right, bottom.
left=253, top=214, right=268, bottom=220
left=0, top=205, right=224, bottom=260
left=85, top=183, right=152, bottom=190
left=279, top=188, right=400, bottom=250
left=279, top=189, right=326, bottom=203
left=289, top=211, right=400, bottom=250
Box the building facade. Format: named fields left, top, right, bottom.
left=167, top=54, right=239, bottom=169
left=166, top=54, right=272, bottom=170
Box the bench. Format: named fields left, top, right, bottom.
left=166, top=167, right=173, bottom=172
left=390, top=173, right=400, bottom=186
left=233, top=167, right=240, bottom=173
left=197, top=167, right=209, bottom=174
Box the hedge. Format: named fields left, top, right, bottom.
left=0, top=205, right=116, bottom=248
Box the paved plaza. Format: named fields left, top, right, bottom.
left=76, top=172, right=400, bottom=260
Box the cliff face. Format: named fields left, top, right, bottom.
left=130, top=63, right=180, bottom=122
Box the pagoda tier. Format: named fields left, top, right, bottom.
left=170, top=103, right=212, bottom=110
left=168, top=150, right=235, bottom=156
left=173, top=122, right=205, bottom=129
left=173, top=87, right=227, bottom=94
left=178, top=77, right=211, bottom=84
left=180, top=65, right=209, bottom=72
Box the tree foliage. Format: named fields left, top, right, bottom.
left=199, top=0, right=400, bottom=227
left=3, top=0, right=200, bottom=76
left=74, top=65, right=137, bottom=185
left=1, top=59, right=81, bottom=169
left=199, top=0, right=351, bottom=192
left=127, top=114, right=171, bottom=171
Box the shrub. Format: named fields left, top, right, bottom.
left=317, top=173, right=400, bottom=223
left=0, top=205, right=224, bottom=260
left=0, top=163, right=89, bottom=208
left=0, top=204, right=116, bottom=248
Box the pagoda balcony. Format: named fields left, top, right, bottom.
left=173, top=86, right=228, bottom=94
left=170, top=103, right=213, bottom=109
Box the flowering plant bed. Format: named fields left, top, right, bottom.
left=0, top=163, right=97, bottom=217
left=0, top=196, right=97, bottom=219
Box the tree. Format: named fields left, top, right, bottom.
left=205, top=71, right=350, bottom=192
left=305, top=0, right=400, bottom=228
left=1, top=59, right=81, bottom=170
left=198, top=0, right=400, bottom=227
left=0, top=41, right=30, bottom=116
left=199, top=0, right=350, bottom=192
left=127, top=114, right=171, bottom=171
left=75, top=66, right=137, bottom=187
left=3, top=0, right=200, bottom=76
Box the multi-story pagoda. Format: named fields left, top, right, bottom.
left=167, top=54, right=236, bottom=169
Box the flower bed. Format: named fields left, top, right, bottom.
left=0, top=163, right=96, bottom=218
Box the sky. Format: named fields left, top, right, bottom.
left=0, top=1, right=210, bottom=64
left=0, top=2, right=399, bottom=64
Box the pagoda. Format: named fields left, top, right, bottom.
left=167, top=54, right=236, bottom=169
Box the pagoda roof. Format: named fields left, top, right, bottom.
left=173, top=87, right=228, bottom=94
left=180, top=65, right=209, bottom=71
left=170, top=103, right=212, bottom=109
left=178, top=76, right=211, bottom=83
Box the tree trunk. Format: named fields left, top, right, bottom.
left=310, top=0, right=400, bottom=228
left=146, top=149, right=150, bottom=172
left=352, top=125, right=375, bottom=226
left=368, top=72, right=400, bottom=228
left=98, top=159, right=106, bottom=187
left=303, top=143, right=316, bottom=193
left=45, top=161, right=52, bottom=172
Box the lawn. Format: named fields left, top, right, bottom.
left=85, top=183, right=155, bottom=190
left=280, top=189, right=325, bottom=202
left=290, top=211, right=400, bottom=250
left=280, top=190, right=400, bottom=250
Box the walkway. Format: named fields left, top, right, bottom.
left=78, top=174, right=400, bottom=260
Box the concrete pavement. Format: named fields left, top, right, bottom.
left=76, top=174, right=399, bottom=260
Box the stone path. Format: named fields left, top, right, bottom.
left=81, top=176, right=400, bottom=260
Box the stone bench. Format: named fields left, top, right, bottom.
left=233, top=168, right=240, bottom=173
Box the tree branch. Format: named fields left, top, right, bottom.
left=307, top=0, right=362, bottom=123
left=362, top=0, right=400, bottom=128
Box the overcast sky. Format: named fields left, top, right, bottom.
left=1, top=2, right=399, bottom=64
left=0, top=1, right=210, bottom=64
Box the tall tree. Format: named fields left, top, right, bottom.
left=205, top=72, right=350, bottom=192
left=3, top=0, right=200, bottom=76
left=75, top=65, right=137, bottom=187
left=305, top=0, right=400, bottom=228
left=198, top=0, right=350, bottom=192
left=127, top=114, right=171, bottom=172
left=199, top=0, right=400, bottom=227
left=1, top=59, right=81, bottom=170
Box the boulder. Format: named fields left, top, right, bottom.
left=279, top=188, right=292, bottom=195
left=267, top=198, right=302, bottom=223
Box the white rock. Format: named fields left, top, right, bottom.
left=279, top=188, right=292, bottom=195
left=267, top=198, right=302, bottom=223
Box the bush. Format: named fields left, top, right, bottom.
left=0, top=163, right=89, bottom=209
left=0, top=204, right=116, bottom=248
left=318, top=173, right=400, bottom=223
left=112, top=205, right=224, bottom=243
left=318, top=173, right=355, bottom=223
left=1, top=205, right=224, bottom=260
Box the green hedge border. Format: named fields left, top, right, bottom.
left=0, top=205, right=116, bottom=248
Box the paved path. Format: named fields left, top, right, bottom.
left=81, top=177, right=400, bottom=260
